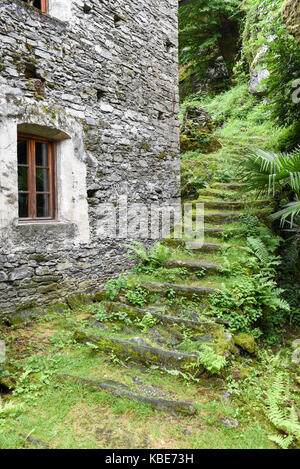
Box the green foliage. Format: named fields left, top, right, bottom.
left=196, top=346, right=227, bottom=375
left=125, top=242, right=171, bottom=269
left=105, top=274, right=128, bottom=301
left=0, top=399, right=24, bottom=423
left=137, top=266, right=188, bottom=283
left=125, top=285, right=148, bottom=307
left=179, top=0, right=242, bottom=77
left=210, top=237, right=290, bottom=338
left=181, top=84, right=296, bottom=152
left=134, top=313, right=158, bottom=333
left=238, top=0, right=300, bottom=127
left=277, top=238, right=300, bottom=325
left=94, top=305, right=132, bottom=327
left=239, top=147, right=300, bottom=226
left=265, top=373, right=300, bottom=449
left=232, top=214, right=282, bottom=253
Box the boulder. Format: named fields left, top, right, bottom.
left=233, top=332, right=257, bottom=355
left=292, top=338, right=300, bottom=365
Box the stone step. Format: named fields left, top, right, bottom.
left=198, top=200, right=245, bottom=210
left=74, top=331, right=204, bottom=375
left=56, top=374, right=197, bottom=415
left=140, top=281, right=217, bottom=298
left=211, top=183, right=246, bottom=190
left=203, top=212, right=242, bottom=224
left=103, top=301, right=223, bottom=334
left=195, top=199, right=269, bottom=211
left=198, top=188, right=237, bottom=199
left=165, top=258, right=220, bottom=273
left=204, top=227, right=227, bottom=238
left=162, top=238, right=223, bottom=252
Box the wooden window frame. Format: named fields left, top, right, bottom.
left=18, top=134, right=57, bottom=222
left=22, top=0, right=48, bottom=13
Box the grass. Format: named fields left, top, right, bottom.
left=0, top=312, right=290, bottom=449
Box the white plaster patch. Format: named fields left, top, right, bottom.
left=48, top=0, right=72, bottom=22
left=0, top=120, right=18, bottom=230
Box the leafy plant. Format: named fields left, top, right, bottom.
left=196, top=346, right=227, bottom=375
left=238, top=0, right=300, bottom=128
left=265, top=373, right=300, bottom=449
left=125, top=242, right=171, bottom=270
left=125, top=285, right=148, bottom=307
left=210, top=237, right=290, bottom=337
left=0, top=399, right=24, bottom=421
left=239, top=147, right=300, bottom=226
left=135, top=313, right=158, bottom=333
left=105, top=273, right=128, bottom=301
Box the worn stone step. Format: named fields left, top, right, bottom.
left=162, top=238, right=223, bottom=252
left=165, top=258, right=220, bottom=273
left=198, top=188, right=237, bottom=199
left=195, top=199, right=269, bottom=211
left=204, top=227, right=227, bottom=238
left=211, top=183, right=246, bottom=190
left=74, top=331, right=204, bottom=375
left=56, top=374, right=197, bottom=415
left=161, top=238, right=223, bottom=251
left=203, top=212, right=242, bottom=224
left=140, top=281, right=217, bottom=298
left=103, top=301, right=223, bottom=334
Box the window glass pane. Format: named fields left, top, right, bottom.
left=36, top=194, right=50, bottom=218
left=17, top=141, right=27, bottom=165
left=35, top=142, right=48, bottom=166
left=18, top=167, right=28, bottom=191
left=33, top=0, right=42, bottom=9
left=18, top=194, right=29, bottom=218
left=22, top=1, right=42, bottom=9
left=36, top=168, right=50, bottom=192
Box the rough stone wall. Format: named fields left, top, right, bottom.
left=0, top=0, right=180, bottom=320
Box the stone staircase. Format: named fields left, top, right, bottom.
left=64, top=180, right=267, bottom=415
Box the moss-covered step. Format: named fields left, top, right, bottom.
left=103, top=301, right=223, bottom=335
left=140, top=281, right=217, bottom=298
left=56, top=374, right=197, bottom=416
left=165, top=258, right=220, bottom=273
left=203, top=211, right=242, bottom=224
left=162, top=238, right=223, bottom=252
left=193, top=199, right=270, bottom=211
left=204, top=227, right=227, bottom=238
left=211, top=183, right=246, bottom=190
left=74, top=331, right=204, bottom=375
left=198, top=188, right=239, bottom=200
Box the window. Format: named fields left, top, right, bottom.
left=21, top=0, right=47, bottom=13
left=17, top=135, right=56, bottom=220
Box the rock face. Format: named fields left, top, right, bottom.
left=249, top=44, right=271, bottom=95
left=0, top=0, right=180, bottom=319
left=282, top=0, right=300, bottom=47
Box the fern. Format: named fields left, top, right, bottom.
left=193, top=346, right=227, bottom=375
left=0, top=399, right=24, bottom=419
left=265, top=373, right=300, bottom=449
left=125, top=242, right=171, bottom=268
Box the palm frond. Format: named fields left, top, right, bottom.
left=270, top=201, right=300, bottom=227
left=239, top=147, right=300, bottom=195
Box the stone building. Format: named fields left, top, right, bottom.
left=0, top=0, right=180, bottom=321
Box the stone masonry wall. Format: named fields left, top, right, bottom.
left=0, top=0, right=180, bottom=321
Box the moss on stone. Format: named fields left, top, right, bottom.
left=234, top=333, right=257, bottom=355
